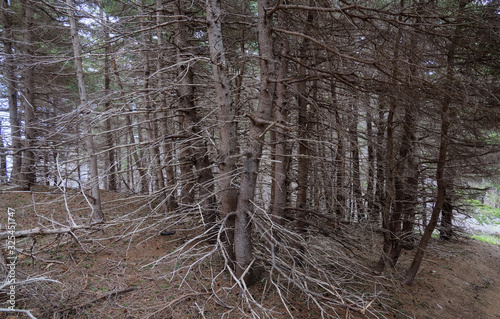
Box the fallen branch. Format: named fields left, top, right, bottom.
left=145, top=292, right=210, bottom=319
left=0, top=225, right=98, bottom=240
left=0, top=308, right=38, bottom=319
left=60, top=287, right=138, bottom=312
left=0, top=277, right=60, bottom=290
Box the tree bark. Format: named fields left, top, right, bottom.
left=156, top=0, right=177, bottom=212
left=138, top=1, right=165, bottom=198
left=349, top=103, right=365, bottom=221
left=403, top=0, right=464, bottom=285
left=1, top=0, right=22, bottom=183
left=376, top=16, right=403, bottom=272
left=295, top=63, right=309, bottom=234
left=102, top=8, right=117, bottom=192
left=374, top=99, right=386, bottom=224
left=388, top=102, right=416, bottom=267
left=334, top=106, right=346, bottom=223
left=20, top=0, right=36, bottom=189
left=206, top=0, right=238, bottom=248
left=270, top=15, right=290, bottom=228
left=330, top=81, right=346, bottom=224
left=173, top=0, right=196, bottom=205
left=173, top=0, right=216, bottom=224
left=366, top=103, right=376, bottom=220
left=0, top=124, right=7, bottom=183
left=66, top=0, right=104, bottom=223
left=439, top=192, right=453, bottom=240
left=376, top=94, right=395, bottom=273
left=403, top=95, right=451, bottom=285
left=110, top=56, right=148, bottom=193
left=233, top=0, right=275, bottom=283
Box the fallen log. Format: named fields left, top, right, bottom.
left=0, top=225, right=96, bottom=240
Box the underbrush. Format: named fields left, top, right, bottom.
left=0, top=187, right=415, bottom=318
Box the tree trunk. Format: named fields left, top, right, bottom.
left=374, top=99, right=386, bottom=224
left=156, top=0, right=177, bottom=212
left=103, top=8, right=117, bottom=192
left=102, top=9, right=117, bottom=191
left=403, top=96, right=451, bottom=285
left=403, top=0, right=463, bottom=285
left=295, top=3, right=316, bottom=234
left=440, top=191, right=453, bottom=240
left=138, top=1, right=165, bottom=198
left=173, top=0, right=196, bottom=205
left=376, top=94, right=396, bottom=273
left=270, top=16, right=290, bottom=228
left=401, top=153, right=419, bottom=248
left=20, top=0, right=36, bottom=189
left=110, top=56, right=148, bottom=193
left=233, top=0, right=275, bottom=284
left=66, top=0, right=104, bottom=223
left=1, top=0, right=22, bottom=183
left=206, top=0, right=238, bottom=248
left=334, top=108, right=346, bottom=223
left=173, top=0, right=216, bottom=224
left=366, top=104, right=376, bottom=221
left=388, top=102, right=416, bottom=267
left=350, top=103, right=365, bottom=221
left=376, top=18, right=403, bottom=272
left=295, top=63, right=309, bottom=234
left=136, top=113, right=149, bottom=192
left=0, top=124, right=7, bottom=183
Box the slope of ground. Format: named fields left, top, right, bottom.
left=0, top=187, right=499, bottom=319
left=384, top=238, right=500, bottom=319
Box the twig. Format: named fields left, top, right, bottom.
left=0, top=308, right=38, bottom=319
left=145, top=292, right=210, bottom=319
left=245, top=113, right=290, bottom=131
left=360, top=297, right=377, bottom=315
left=60, top=287, right=138, bottom=312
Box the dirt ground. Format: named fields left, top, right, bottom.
left=382, top=237, right=500, bottom=319
left=1, top=187, right=499, bottom=319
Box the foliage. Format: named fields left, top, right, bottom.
left=471, top=234, right=500, bottom=246
left=467, top=199, right=500, bottom=226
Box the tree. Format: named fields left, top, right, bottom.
left=233, top=0, right=275, bottom=283
left=66, top=0, right=104, bottom=223
left=19, top=0, right=36, bottom=189
left=1, top=0, right=22, bottom=183
left=1, top=0, right=499, bottom=316
left=206, top=0, right=239, bottom=249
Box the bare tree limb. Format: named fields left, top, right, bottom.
left=0, top=308, right=38, bottom=319
left=59, top=287, right=138, bottom=312
left=0, top=225, right=98, bottom=240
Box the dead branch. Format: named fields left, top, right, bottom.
left=59, top=287, right=138, bottom=312
left=145, top=292, right=210, bottom=319
left=0, top=308, right=38, bottom=319
left=0, top=225, right=98, bottom=240
left=245, top=113, right=291, bottom=131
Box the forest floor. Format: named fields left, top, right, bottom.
left=0, top=186, right=499, bottom=319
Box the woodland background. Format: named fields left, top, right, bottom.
left=1, top=0, right=499, bottom=318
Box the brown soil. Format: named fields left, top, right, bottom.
left=1, top=187, right=499, bottom=319
left=382, top=238, right=500, bottom=319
